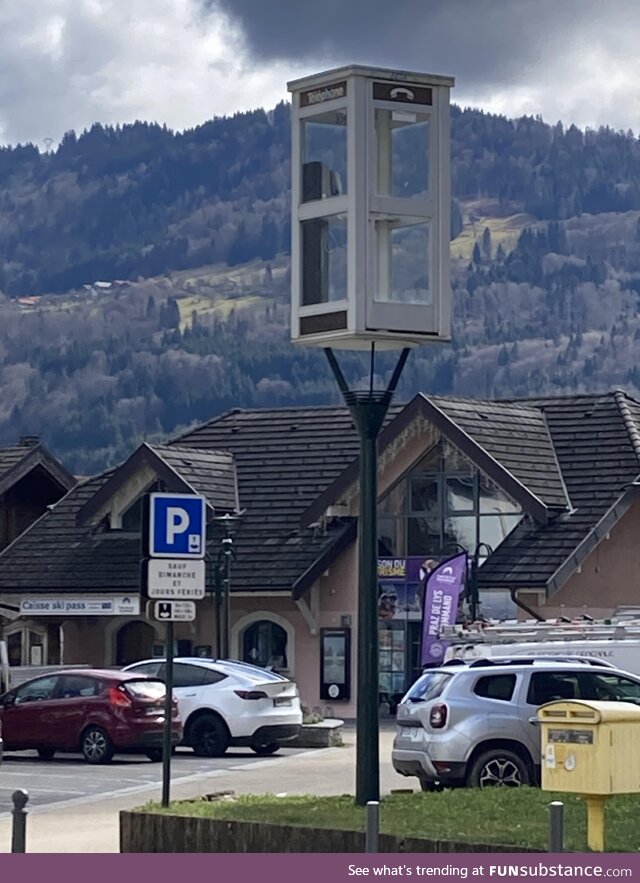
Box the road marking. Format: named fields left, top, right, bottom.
left=0, top=746, right=335, bottom=819
left=0, top=786, right=85, bottom=795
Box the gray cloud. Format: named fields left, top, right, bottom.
left=1, top=0, right=640, bottom=148
left=210, top=0, right=640, bottom=127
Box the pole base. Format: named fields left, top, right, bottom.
left=582, top=794, right=608, bottom=852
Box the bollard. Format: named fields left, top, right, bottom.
left=548, top=800, right=564, bottom=853
left=365, top=800, right=379, bottom=853
left=11, top=789, right=28, bottom=853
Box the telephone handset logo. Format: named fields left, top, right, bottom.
left=390, top=87, right=415, bottom=101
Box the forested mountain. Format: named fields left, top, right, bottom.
left=1, top=104, right=640, bottom=471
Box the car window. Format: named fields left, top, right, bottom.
left=14, top=675, right=59, bottom=704
left=473, top=674, right=516, bottom=701
left=579, top=672, right=640, bottom=704
left=202, top=669, right=226, bottom=685
left=58, top=675, right=102, bottom=699
left=527, top=672, right=580, bottom=705
left=405, top=671, right=452, bottom=703
left=161, top=663, right=209, bottom=688
left=126, top=662, right=161, bottom=677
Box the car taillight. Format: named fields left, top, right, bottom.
left=234, top=690, right=268, bottom=700
left=429, top=703, right=448, bottom=729
left=108, top=686, right=132, bottom=708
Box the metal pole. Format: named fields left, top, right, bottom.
left=223, top=544, right=232, bottom=659
left=365, top=800, right=379, bottom=853
left=214, top=562, right=223, bottom=657
left=161, top=620, right=174, bottom=808
left=470, top=552, right=478, bottom=622
left=11, top=789, right=28, bottom=853
left=548, top=800, right=564, bottom=853
left=324, top=347, right=409, bottom=807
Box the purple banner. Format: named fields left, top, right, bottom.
left=420, top=552, right=467, bottom=666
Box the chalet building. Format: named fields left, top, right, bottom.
left=0, top=437, right=76, bottom=666
left=1, top=391, right=640, bottom=715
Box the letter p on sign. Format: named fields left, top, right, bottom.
left=149, top=493, right=206, bottom=558
left=166, top=507, right=189, bottom=544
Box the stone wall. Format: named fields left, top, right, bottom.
left=120, top=811, right=540, bottom=854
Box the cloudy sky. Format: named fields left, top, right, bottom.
left=1, top=0, right=640, bottom=148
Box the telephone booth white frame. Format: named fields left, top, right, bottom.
left=288, top=64, right=455, bottom=350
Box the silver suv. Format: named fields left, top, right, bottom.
left=392, top=658, right=640, bottom=790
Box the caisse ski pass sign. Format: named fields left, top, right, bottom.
left=420, top=552, right=467, bottom=666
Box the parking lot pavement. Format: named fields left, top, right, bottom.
left=0, top=723, right=408, bottom=853
left=0, top=745, right=309, bottom=817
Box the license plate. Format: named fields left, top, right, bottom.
left=407, top=727, right=423, bottom=742
left=274, top=697, right=292, bottom=707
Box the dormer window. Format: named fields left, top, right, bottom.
left=119, top=481, right=160, bottom=533
left=121, top=496, right=143, bottom=532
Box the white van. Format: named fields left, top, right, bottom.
left=444, top=638, right=640, bottom=676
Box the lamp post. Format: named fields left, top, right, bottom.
left=212, top=511, right=243, bottom=660
left=287, top=64, right=454, bottom=807
left=468, top=542, right=493, bottom=622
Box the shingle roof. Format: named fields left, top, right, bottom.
left=0, top=447, right=30, bottom=478
left=0, top=441, right=76, bottom=497
left=2, top=390, right=640, bottom=599
left=147, top=445, right=238, bottom=513
left=174, top=406, right=377, bottom=591
left=426, top=395, right=569, bottom=511
left=0, top=470, right=143, bottom=593
left=0, top=407, right=368, bottom=595
left=477, top=391, right=640, bottom=589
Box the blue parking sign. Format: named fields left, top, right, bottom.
left=149, top=493, right=206, bottom=558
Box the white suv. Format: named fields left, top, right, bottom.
left=392, top=657, right=640, bottom=790
left=124, top=658, right=302, bottom=756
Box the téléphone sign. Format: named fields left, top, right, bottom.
left=20, top=596, right=140, bottom=616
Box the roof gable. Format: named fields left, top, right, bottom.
left=0, top=442, right=76, bottom=497
left=425, top=394, right=570, bottom=513
left=478, top=391, right=640, bottom=591
left=76, top=442, right=237, bottom=527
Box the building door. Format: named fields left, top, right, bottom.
left=115, top=620, right=155, bottom=666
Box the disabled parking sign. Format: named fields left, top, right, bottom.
left=148, top=493, right=206, bottom=558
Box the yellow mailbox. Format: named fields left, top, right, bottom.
left=538, top=699, right=640, bottom=850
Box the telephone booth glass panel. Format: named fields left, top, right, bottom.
left=302, top=109, right=347, bottom=203
left=376, top=109, right=430, bottom=198
left=301, top=214, right=347, bottom=305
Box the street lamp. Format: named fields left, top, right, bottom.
left=212, top=511, right=243, bottom=659
left=468, top=542, right=493, bottom=622
left=287, top=64, right=454, bottom=807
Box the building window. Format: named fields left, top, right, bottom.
left=4, top=624, right=48, bottom=666
left=378, top=439, right=522, bottom=558
left=242, top=620, right=288, bottom=671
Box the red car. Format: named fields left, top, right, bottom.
left=0, top=669, right=182, bottom=764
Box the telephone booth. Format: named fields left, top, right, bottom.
left=288, top=64, right=454, bottom=350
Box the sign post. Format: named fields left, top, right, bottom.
left=161, top=620, right=173, bottom=809
left=141, top=492, right=207, bottom=808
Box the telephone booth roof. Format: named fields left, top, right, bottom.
left=287, top=64, right=455, bottom=92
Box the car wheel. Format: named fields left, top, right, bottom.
left=81, top=726, right=114, bottom=765
left=37, top=748, right=56, bottom=760
left=188, top=714, right=229, bottom=757
left=146, top=749, right=163, bottom=762
left=251, top=742, right=279, bottom=756
left=467, top=749, right=530, bottom=788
